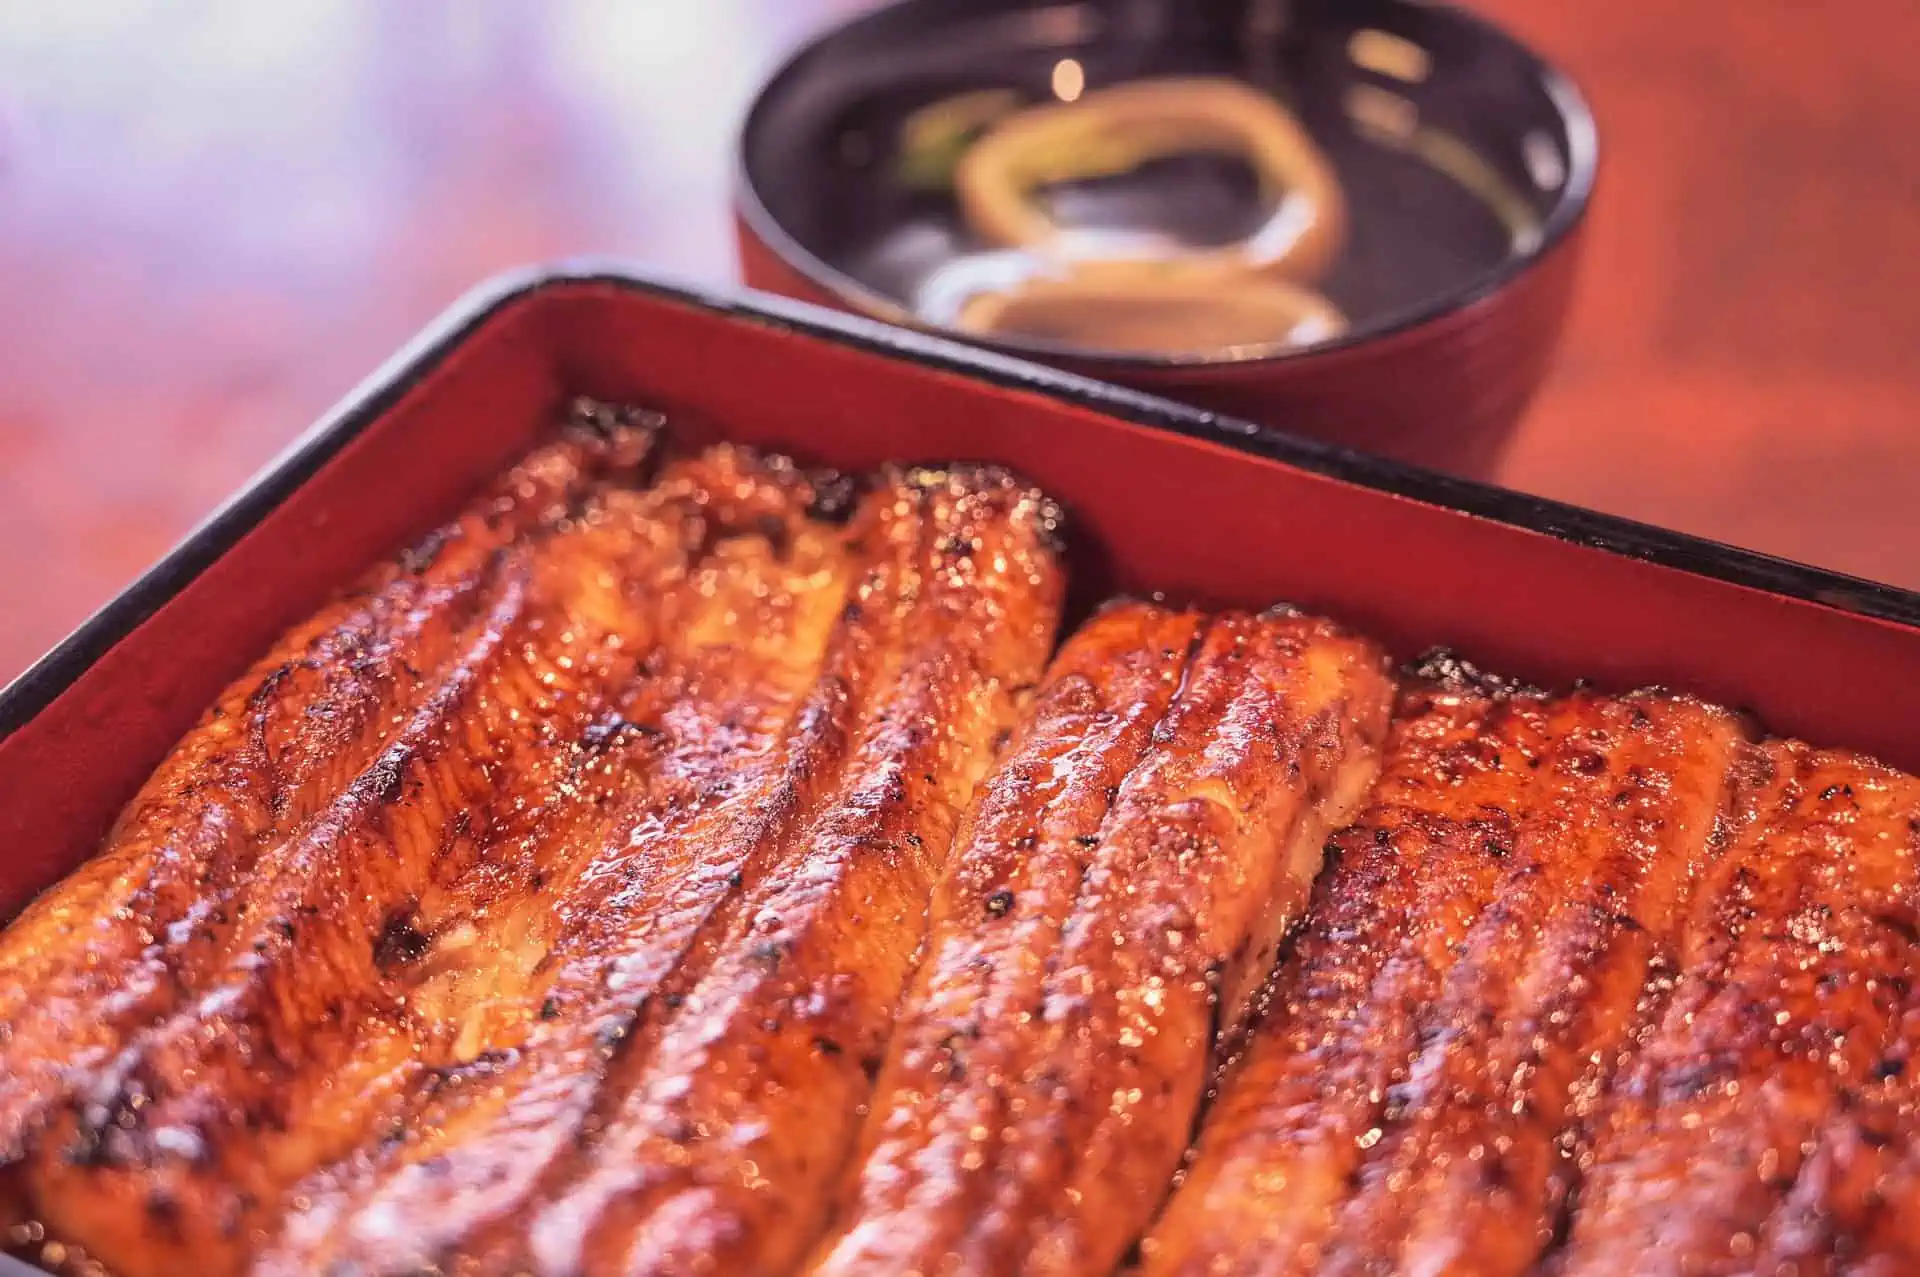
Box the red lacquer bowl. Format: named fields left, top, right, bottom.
left=736, top=0, right=1596, bottom=478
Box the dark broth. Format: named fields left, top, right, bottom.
left=746, top=3, right=1575, bottom=357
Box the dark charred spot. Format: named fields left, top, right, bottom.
left=1663, top=1059, right=1730, bottom=1101
left=1877, top=910, right=1920, bottom=946
left=985, top=890, right=1015, bottom=918
left=566, top=395, right=664, bottom=442
left=1012, top=835, right=1038, bottom=851
left=582, top=714, right=657, bottom=753
left=366, top=750, right=410, bottom=804
left=814, top=1036, right=844, bottom=1057
left=530, top=871, right=546, bottom=891
left=1566, top=749, right=1609, bottom=777
left=146, top=1189, right=182, bottom=1228
left=841, top=600, right=863, bottom=625
left=397, top=526, right=455, bottom=575
left=374, top=906, right=431, bottom=971
left=861, top=1054, right=884, bottom=1081
left=749, top=942, right=787, bottom=969
left=273, top=918, right=297, bottom=941
left=808, top=472, right=858, bottom=524
left=248, top=662, right=297, bottom=713
left=754, top=514, right=792, bottom=550
left=540, top=997, right=562, bottom=1021
left=992, top=729, right=1014, bottom=754
left=1874, top=1055, right=1906, bottom=1081
left=727, top=871, right=745, bottom=889
left=1074, top=835, right=1100, bottom=848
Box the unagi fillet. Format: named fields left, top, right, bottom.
left=0, top=421, right=862, bottom=1275
left=1553, top=741, right=1920, bottom=1277
left=807, top=601, right=1396, bottom=1277
left=1138, top=669, right=1747, bottom=1277
left=5, top=436, right=816, bottom=1277
left=256, top=446, right=862, bottom=1275
left=0, top=405, right=655, bottom=1174
left=260, top=464, right=1065, bottom=1277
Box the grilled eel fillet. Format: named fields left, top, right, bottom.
left=0, top=415, right=971, bottom=1272
left=1555, top=741, right=1920, bottom=1277
left=0, top=406, right=654, bottom=1166
left=1, top=424, right=862, bottom=1276
left=806, top=600, right=1396, bottom=1277
left=257, top=463, right=1064, bottom=1277
left=0, top=404, right=657, bottom=1239
left=1138, top=669, right=1748, bottom=1277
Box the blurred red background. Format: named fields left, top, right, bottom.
left=0, top=1, right=1914, bottom=684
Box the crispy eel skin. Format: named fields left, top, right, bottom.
left=808, top=602, right=1396, bottom=1277
left=263, top=464, right=1066, bottom=1277
left=1554, top=741, right=1920, bottom=1277
left=0, top=409, right=655, bottom=1195
left=1139, top=673, right=1749, bottom=1277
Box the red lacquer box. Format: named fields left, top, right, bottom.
left=2, top=269, right=1918, bottom=1272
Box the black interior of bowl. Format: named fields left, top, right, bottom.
left=740, top=0, right=1592, bottom=359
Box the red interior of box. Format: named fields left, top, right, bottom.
left=4, top=277, right=1919, bottom=921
